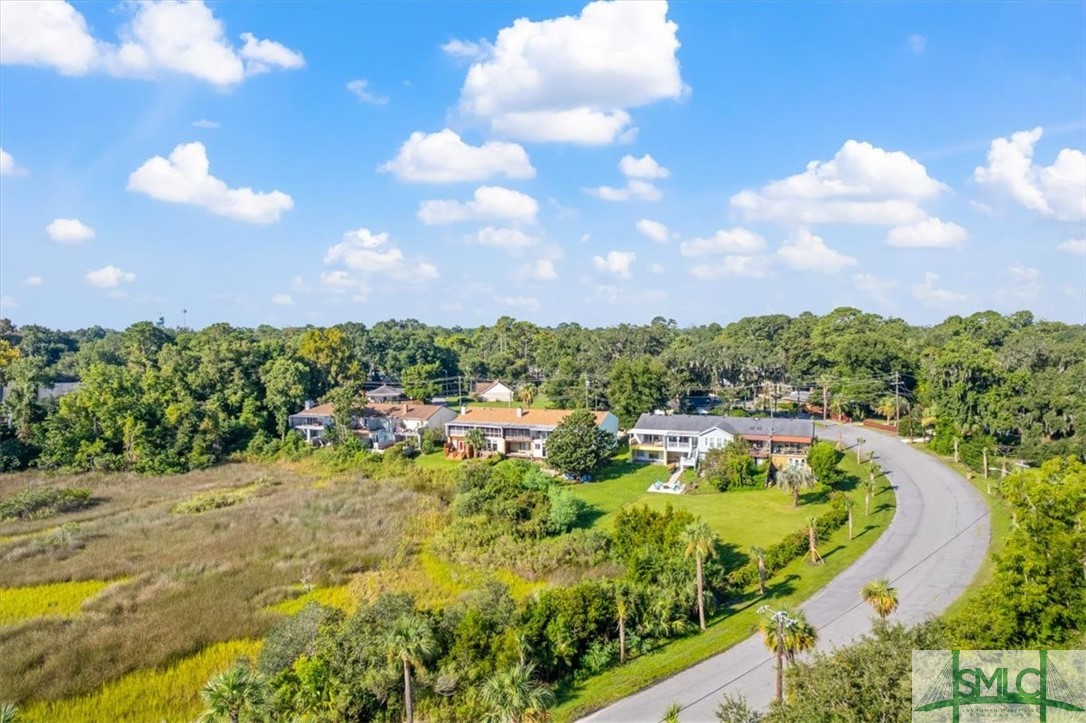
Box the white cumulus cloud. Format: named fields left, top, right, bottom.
left=528, top=259, right=558, bottom=280
left=587, top=154, right=669, bottom=201
left=85, top=265, right=136, bottom=288
left=593, top=250, right=636, bottom=278
left=465, top=227, right=539, bottom=250
left=636, top=219, right=670, bottom=242
left=24, top=276, right=44, bottom=287
left=46, top=218, right=95, bottom=243
left=912, top=272, right=966, bottom=304
left=455, top=0, right=684, bottom=145
left=346, top=78, right=388, bottom=105
left=689, top=256, right=770, bottom=279
left=128, top=142, right=293, bottom=224
left=323, top=228, right=438, bottom=282
left=380, top=129, right=535, bottom=183
left=775, top=229, right=857, bottom=273
left=441, top=38, right=491, bottom=60
left=0, top=147, right=29, bottom=176
left=730, top=140, right=946, bottom=225
left=418, top=186, right=539, bottom=225
left=886, top=217, right=968, bottom=248
left=852, top=273, right=897, bottom=306
left=271, top=293, right=294, bottom=306
left=680, top=228, right=766, bottom=257
left=0, top=0, right=304, bottom=86
left=1057, top=238, right=1085, bottom=256
left=973, top=127, right=1086, bottom=221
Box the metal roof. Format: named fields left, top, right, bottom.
left=631, top=413, right=814, bottom=440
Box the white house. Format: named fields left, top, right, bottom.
left=288, top=400, right=456, bottom=448
left=288, top=402, right=336, bottom=444
left=474, top=380, right=515, bottom=403
left=628, top=414, right=815, bottom=470
left=445, top=407, right=619, bottom=461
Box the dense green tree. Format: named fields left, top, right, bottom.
left=260, top=356, right=309, bottom=437
left=383, top=613, right=436, bottom=723
left=401, top=361, right=442, bottom=402
left=702, top=438, right=755, bottom=491
left=198, top=663, right=267, bottom=723
left=296, top=327, right=361, bottom=396
left=607, top=357, right=668, bottom=427
left=480, top=662, right=555, bottom=723
left=544, top=410, right=616, bottom=478
left=806, top=441, right=843, bottom=486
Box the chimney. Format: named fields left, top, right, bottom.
left=304, top=399, right=314, bottom=410
left=403, top=403, right=409, bottom=415
left=460, top=405, right=466, bottom=415
left=516, top=407, right=524, bottom=418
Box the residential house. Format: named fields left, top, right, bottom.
left=0, top=381, right=82, bottom=404
left=288, top=401, right=336, bottom=444
left=367, top=384, right=406, bottom=403
left=445, top=407, right=619, bottom=460
left=474, top=380, right=515, bottom=403
left=628, top=414, right=814, bottom=470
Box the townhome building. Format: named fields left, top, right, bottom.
left=444, top=407, right=619, bottom=460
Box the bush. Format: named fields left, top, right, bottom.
left=0, top=487, right=92, bottom=521
left=171, top=491, right=243, bottom=515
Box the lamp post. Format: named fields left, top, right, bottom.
left=759, top=604, right=799, bottom=703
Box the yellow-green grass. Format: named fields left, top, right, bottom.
left=912, top=443, right=1013, bottom=618
left=0, top=580, right=117, bottom=625
left=267, top=585, right=357, bottom=616
left=20, top=639, right=261, bottom=723
left=415, top=451, right=466, bottom=472
left=553, top=456, right=895, bottom=721
left=572, top=459, right=860, bottom=552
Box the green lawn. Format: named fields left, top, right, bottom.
left=554, top=455, right=895, bottom=721
left=414, top=451, right=464, bottom=472
left=466, top=392, right=556, bottom=410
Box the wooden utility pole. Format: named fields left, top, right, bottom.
left=983, top=448, right=989, bottom=479
left=953, top=437, right=959, bottom=463
left=893, top=370, right=901, bottom=425
left=822, top=385, right=829, bottom=421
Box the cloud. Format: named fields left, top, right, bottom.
left=852, top=272, right=897, bottom=306
left=0, top=0, right=304, bottom=86
left=973, top=127, right=1086, bottom=221
left=192, top=119, right=219, bottom=129
left=271, top=293, right=294, bottom=306
left=886, top=217, right=968, bottom=248
left=418, top=186, right=539, bottom=225
left=912, top=272, right=965, bottom=304
left=587, top=154, right=669, bottom=201
left=318, top=270, right=370, bottom=302
left=593, top=250, right=636, bottom=278
left=441, top=38, right=491, bottom=60
left=455, top=0, right=684, bottom=144
left=465, top=227, right=539, bottom=250
left=679, top=227, right=766, bottom=257
left=648, top=262, right=665, bottom=274
left=380, top=129, right=535, bottom=183
left=0, top=296, right=18, bottom=310
left=1057, top=238, right=1086, bottom=256
left=46, top=218, right=95, bottom=243
left=346, top=78, right=388, bottom=105
left=636, top=219, right=670, bottom=242
left=495, top=295, right=541, bottom=312
left=0, top=147, right=28, bottom=176
left=128, top=142, right=293, bottom=224
left=689, top=256, right=770, bottom=279
left=24, top=276, right=44, bottom=287
left=730, top=140, right=946, bottom=225
left=323, top=228, right=439, bottom=282
left=907, top=33, right=926, bottom=54
left=85, top=265, right=136, bottom=288
left=1004, top=263, right=1040, bottom=299
left=528, top=259, right=558, bottom=280
left=775, top=229, right=857, bottom=273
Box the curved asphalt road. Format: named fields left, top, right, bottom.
left=583, top=423, right=990, bottom=722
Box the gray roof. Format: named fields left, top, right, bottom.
left=631, top=413, right=814, bottom=440
left=368, top=384, right=404, bottom=398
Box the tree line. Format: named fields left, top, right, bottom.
left=1, top=307, right=1083, bottom=473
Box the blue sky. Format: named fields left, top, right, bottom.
left=1, top=0, right=1084, bottom=330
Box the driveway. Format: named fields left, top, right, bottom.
left=582, top=423, right=990, bottom=722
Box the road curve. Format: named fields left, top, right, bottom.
left=582, top=423, right=990, bottom=722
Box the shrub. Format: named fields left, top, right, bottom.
left=171, top=491, right=243, bottom=515
left=0, top=487, right=92, bottom=521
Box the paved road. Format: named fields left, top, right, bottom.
left=583, top=424, right=990, bottom=722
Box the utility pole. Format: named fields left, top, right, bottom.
left=584, top=374, right=590, bottom=410
left=822, top=384, right=828, bottom=422
left=892, top=370, right=900, bottom=425
left=759, top=605, right=797, bottom=704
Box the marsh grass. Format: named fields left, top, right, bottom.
left=0, top=462, right=433, bottom=704
left=0, top=579, right=119, bottom=624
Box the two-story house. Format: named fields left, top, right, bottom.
left=287, top=402, right=336, bottom=444
left=288, top=400, right=456, bottom=448
left=628, top=414, right=815, bottom=470
left=445, top=407, right=619, bottom=460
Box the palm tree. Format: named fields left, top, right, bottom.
left=660, top=702, right=683, bottom=723
left=863, top=469, right=879, bottom=517
left=481, top=662, right=555, bottom=723
left=384, top=614, right=436, bottom=723
left=854, top=437, right=866, bottom=464
left=806, top=517, right=823, bottom=564
left=681, top=520, right=717, bottom=631
left=464, top=428, right=487, bottom=458
left=198, top=663, right=266, bottom=723
left=614, top=580, right=636, bottom=663
left=843, top=497, right=856, bottom=541
left=774, top=464, right=816, bottom=507
left=761, top=609, right=818, bottom=666
left=0, top=703, right=19, bottom=723
left=861, top=579, right=899, bottom=621
left=751, top=546, right=768, bottom=596
left=876, top=396, right=897, bottom=422
left=517, top=384, right=537, bottom=409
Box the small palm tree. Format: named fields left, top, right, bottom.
left=681, top=520, right=717, bottom=631
left=384, top=614, right=436, bottom=723
left=863, top=470, right=879, bottom=517
left=843, top=497, right=856, bottom=540
left=854, top=437, right=866, bottom=464
left=517, top=385, right=537, bottom=409
left=762, top=609, right=818, bottom=666
left=861, top=579, right=899, bottom=621
left=751, top=546, right=768, bottom=596
left=806, top=517, right=823, bottom=564
left=660, top=702, right=683, bottom=723
left=464, top=428, right=487, bottom=458
left=198, top=663, right=266, bottom=723
left=481, top=662, right=555, bottom=723
left=775, top=464, right=816, bottom=507
left=614, top=580, right=636, bottom=663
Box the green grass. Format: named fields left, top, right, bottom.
left=553, top=455, right=895, bottom=721
left=414, top=451, right=465, bottom=472
left=19, top=639, right=261, bottom=723
left=467, top=392, right=556, bottom=410
left=266, top=585, right=357, bottom=616
left=0, top=580, right=118, bottom=625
